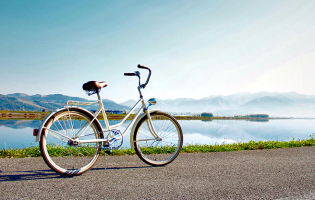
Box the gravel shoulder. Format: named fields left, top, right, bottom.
left=0, top=147, right=314, bottom=199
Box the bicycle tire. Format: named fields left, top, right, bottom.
left=133, top=111, right=183, bottom=166
left=40, top=108, right=103, bottom=176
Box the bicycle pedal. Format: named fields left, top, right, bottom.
left=104, top=149, right=112, bottom=154
left=103, top=145, right=112, bottom=154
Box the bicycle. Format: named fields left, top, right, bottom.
left=33, top=64, right=183, bottom=176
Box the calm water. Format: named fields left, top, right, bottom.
left=0, top=119, right=314, bottom=149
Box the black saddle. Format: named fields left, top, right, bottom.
left=82, top=81, right=107, bottom=95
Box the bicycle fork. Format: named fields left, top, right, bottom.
left=143, top=107, right=161, bottom=140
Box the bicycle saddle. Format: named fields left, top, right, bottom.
left=82, top=81, right=108, bottom=91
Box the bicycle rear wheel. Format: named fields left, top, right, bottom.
left=133, top=111, right=183, bottom=166
left=40, top=108, right=103, bottom=176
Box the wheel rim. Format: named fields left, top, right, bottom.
left=135, top=113, right=183, bottom=165
left=41, top=111, right=101, bottom=175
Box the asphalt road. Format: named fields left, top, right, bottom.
left=1, top=147, right=314, bottom=199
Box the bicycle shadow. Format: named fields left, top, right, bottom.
left=0, top=166, right=163, bottom=182
left=90, top=165, right=162, bottom=171
left=0, top=169, right=69, bottom=182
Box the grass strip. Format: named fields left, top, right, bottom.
left=182, top=135, right=315, bottom=153
left=1, top=134, right=314, bottom=158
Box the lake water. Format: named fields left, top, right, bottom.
left=0, top=119, right=314, bottom=149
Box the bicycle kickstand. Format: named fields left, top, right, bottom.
left=104, top=152, right=107, bottom=169
left=103, top=144, right=111, bottom=169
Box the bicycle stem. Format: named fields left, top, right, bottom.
left=138, top=86, right=143, bottom=98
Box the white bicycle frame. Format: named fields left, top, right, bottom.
left=54, top=92, right=161, bottom=146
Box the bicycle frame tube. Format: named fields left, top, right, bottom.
left=112, top=98, right=160, bottom=141
left=99, top=97, right=160, bottom=138
left=74, top=105, right=103, bottom=140
left=78, top=106, right=144, bottom=144
left=109, top=99, right=142, bottom=130
left=75, top=92, right=121, bottom=140
left=76, top=97, right=161, bottom=144
left=97, top=93, right=110, bottom=131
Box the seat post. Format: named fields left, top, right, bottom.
left=96, top=90, right=110, bottom=132
left=96, top=91, right=102, bottom=101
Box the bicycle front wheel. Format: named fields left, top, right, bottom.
left=133, top=111, right=183, bottom=166
left=40, top=108, right=103, bottom=176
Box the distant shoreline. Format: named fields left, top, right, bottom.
left=0, top=110, right=313, bottom=121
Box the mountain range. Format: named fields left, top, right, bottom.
left=120, top=92, right=315, bottom=117
left=0, top=93, right=130, bottom=112
left=1, top=92, right=315, bottom=117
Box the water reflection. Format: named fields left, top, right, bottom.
left=0, top=119, right=314, bottom=149
left=0, top=120, right=131, bottom=149
left=180, top=119, right=315, bottom=145
left=0, top=120, right=42, bottom=129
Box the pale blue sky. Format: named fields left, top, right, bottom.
left=1, top=0, right=315, bottom=103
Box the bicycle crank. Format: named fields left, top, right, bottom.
left=103, top=129, right=123, bottom=154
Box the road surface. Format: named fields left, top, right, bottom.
left=0, top=147, right=314, bottom=199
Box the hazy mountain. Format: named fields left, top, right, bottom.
left=241, top=96, right=294, bottom=109
left=7, top=93, right=30, bottom=98
left=0, top=94, right=45, bottom=111
left=89, top=99, right=130, bottom=111
left=147, top=92, right=315, bottom=117
left=0, top=93, right=130, bottom=111
left=120, top=99, right=138, bottom=108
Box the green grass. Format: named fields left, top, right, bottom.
left=182, top=134, right=315, bottom=153
left=0, top=146, right=42, bottom=158
left=1, top=134, right=314, bottom=158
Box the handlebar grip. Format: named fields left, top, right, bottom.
left=138, top=64, right=149, bottom=69
left=124, top=73, right=136, bottom=76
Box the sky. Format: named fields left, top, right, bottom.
left=1, top=0, right=315, bottom=103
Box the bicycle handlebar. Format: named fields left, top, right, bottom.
left=137, top=64, right=149, bottom=70
left=124, top=73, right=136, bottom=76
left=138, top=64, right=151, bottom=88
left=124, top=64, right=151, bottom=89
